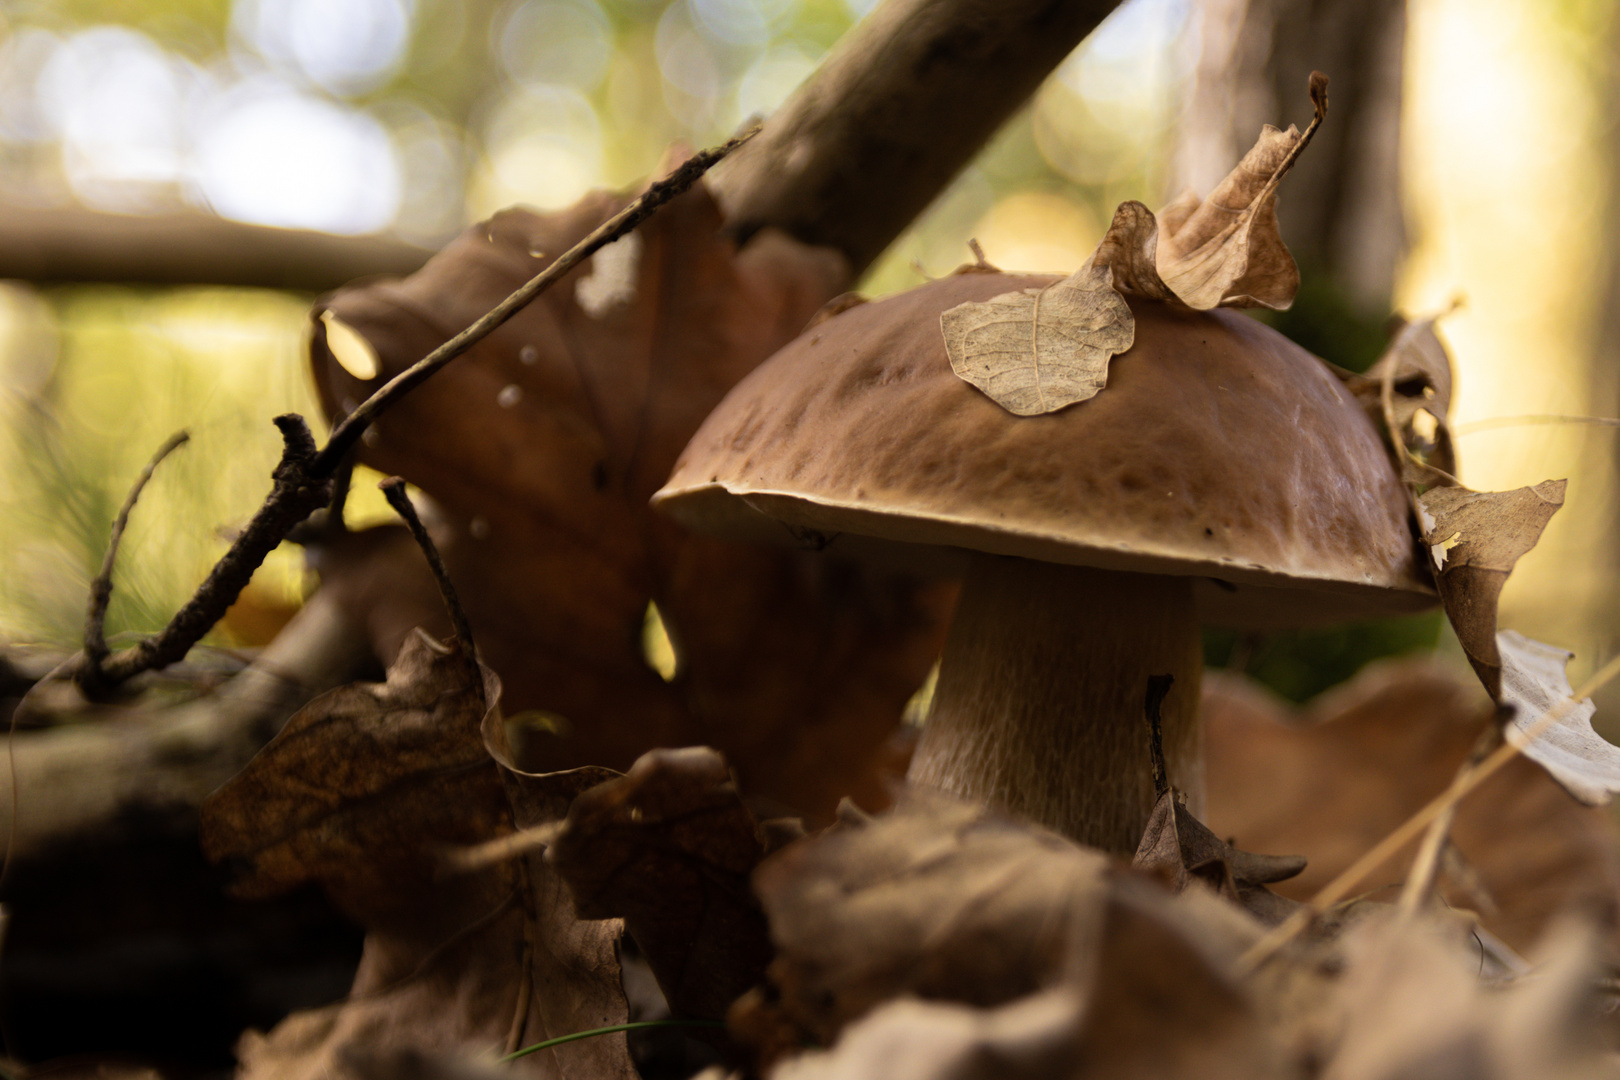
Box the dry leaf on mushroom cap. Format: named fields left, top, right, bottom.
left=310, top=170, right=953, bottom=823
left=939, top=73, right=1327, bottom=417
left=200, top=631, right=634, bottom=1080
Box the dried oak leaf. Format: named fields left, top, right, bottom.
left=1132, top=791, right=1306, bottom=926
left=937, top=260, right=1134, bottom=416
left=546, top=746, right=773, bottom=1023
left=1203, top=659, right=1620, bottom=954
left=311, top=175, right=953, bottom=824
left=200, top=631, right=634, bottom=1080
left=1498, top=630, right=1620, bottom=805
left=938, top=74, right=1325, bottom=417
left=1416, top=479, right=1565, bottom=698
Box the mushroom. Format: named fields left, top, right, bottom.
left=652, top=270, right=1433, bottom=853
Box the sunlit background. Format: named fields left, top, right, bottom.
left=0, top=0, right=1615, bottom=717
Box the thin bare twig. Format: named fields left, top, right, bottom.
left=82, top=415, right=330, bottom=693
left=80, top=431, right=190, bottom=680
left=1454, top=415, right=1620, bottom=436
left=70, top=131, right=753, bottom=694
left=379, top=478, right=477, bottom=672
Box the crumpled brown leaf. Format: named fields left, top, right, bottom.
left=547, top=746, right=773, bottom=1023
left=1497, top=630, right=1620, bottom=806
left=200, top=631, right=634, bottom=1080
left=938, top=74, right=1325, bottom=417
left=1132, top=792, right=1306, bottom=927
left=1352, top=314, right=1458, bottom=485
left=1416, top=479, right=1565, bottom=698
left=310, top=173, right=952, bottom=825
left=740, top=791, right=1274, bottom=1073
left=1203, top=660, right=1620, bottom=954
left=1100, top=72, right=1327, bottom=313
left=937, top=261, right=1135, bottom=415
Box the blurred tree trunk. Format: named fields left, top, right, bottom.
left=1172, top=0, right=1406, bottom=371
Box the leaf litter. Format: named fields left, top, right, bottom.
left=139, top=80, right=1620, bottom=1080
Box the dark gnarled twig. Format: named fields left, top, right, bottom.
left=69, top=130, right=752, bottom=696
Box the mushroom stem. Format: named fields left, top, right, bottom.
left=908, top=553, right=1202, bottom=853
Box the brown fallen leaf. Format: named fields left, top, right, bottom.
left=937, top=261, right=1135, bottom=416
left=1497, top=630, right=1620, bottom=805
left=546, top=746, right=773, bottom=1024
left=310, top=175, right=953, bottom=825
left=1203, top=660, right=1620, bottom=954
left=1416, top=480, right=1565, bottom=698
left=200, top=630, right=634, bottom=1080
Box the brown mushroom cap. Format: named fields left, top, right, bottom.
left=654, top=271, right=1434, bottom=628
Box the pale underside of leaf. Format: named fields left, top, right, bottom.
left=940, top=263, right=1134, bottom=416
left=1497, top=630, right=1620, bottom=806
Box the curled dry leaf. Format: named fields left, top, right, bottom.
left=939, top=74, right=1325, bottom=417
left=200, top=631, right=635, bottom=1080
left=311, top=175, right=952, bottom=824
left=1132, top=792, right=1307, bottom=927
left=937, top=261, right=1134, bottom=416
left=1353, top=313, right=1458, bottom=485
left=546, top=746, right=774, bottom=1023
left=1497, top=630, right=1620, bottom=806
left=1416, top=479, right=1565, bottom=698
left=1203, top=660, right=1620, bottom=954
